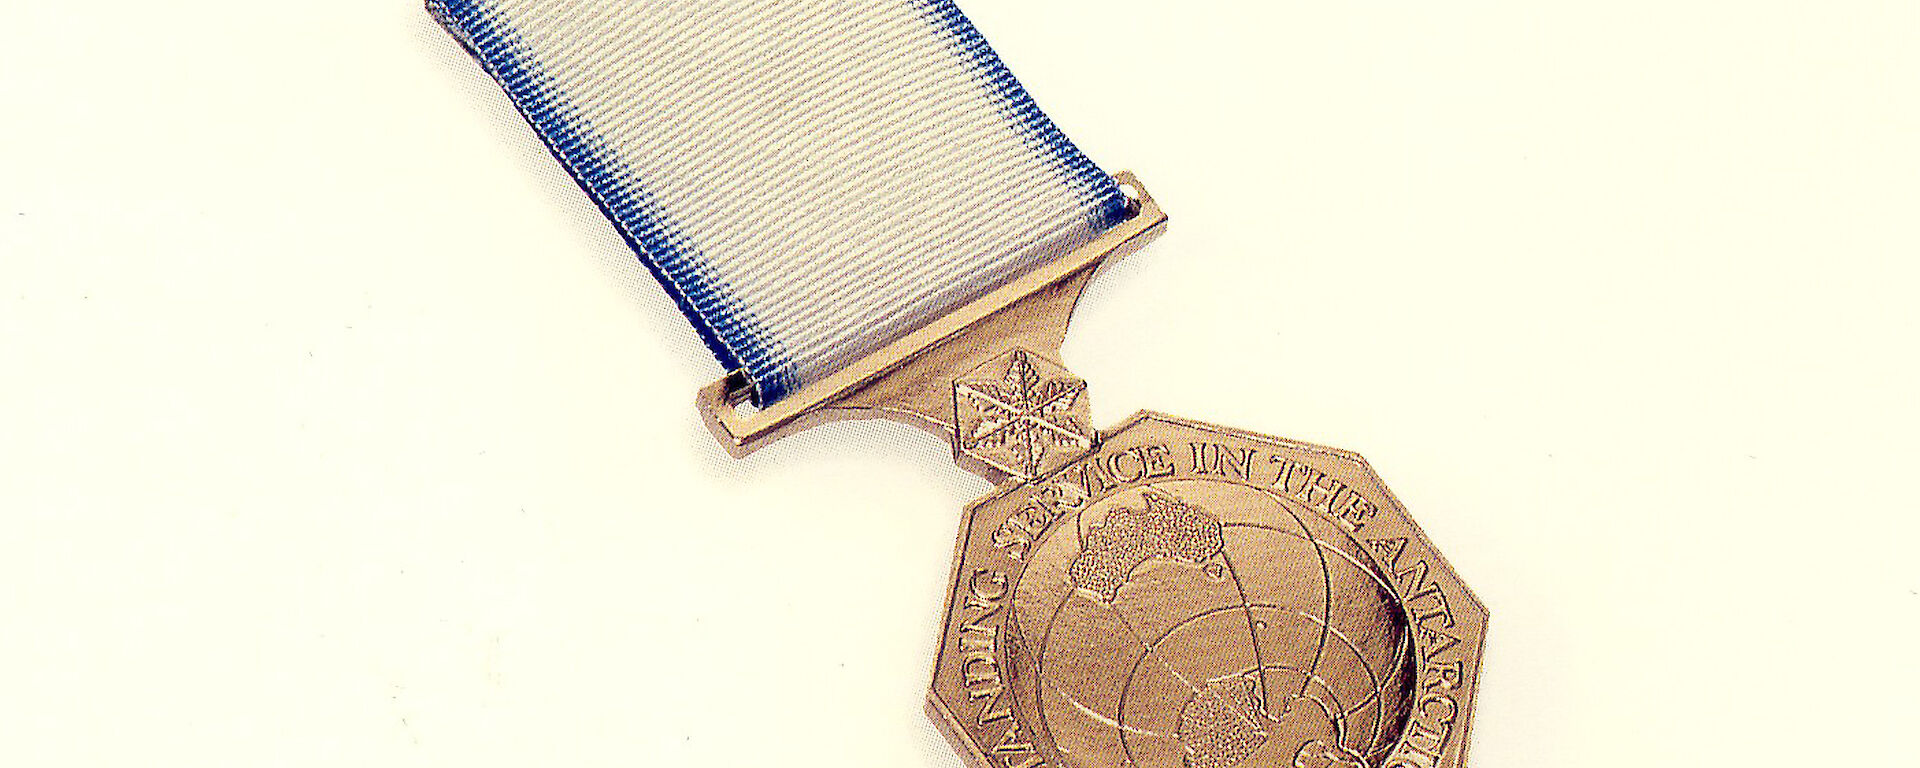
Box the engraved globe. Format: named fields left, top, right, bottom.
left=1006, top=480, right=1415, bottom=768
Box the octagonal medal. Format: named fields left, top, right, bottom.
left=927, top=413, right=1486, bottom=768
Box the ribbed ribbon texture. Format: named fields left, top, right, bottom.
left=431, top=0, right=1128, bottom=404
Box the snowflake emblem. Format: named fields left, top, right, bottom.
left=953, top=349, right=1093, bottom=480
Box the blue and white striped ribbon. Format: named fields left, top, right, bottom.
left=430, top=0, right=1129, bottom=404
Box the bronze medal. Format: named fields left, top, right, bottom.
left=700, top=177, right=1487, bottom=768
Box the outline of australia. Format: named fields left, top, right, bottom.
left=1068, top=489, right=1225, bottom=602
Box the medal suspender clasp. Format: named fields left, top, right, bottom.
left=698, top=171, right=1167, bottom=480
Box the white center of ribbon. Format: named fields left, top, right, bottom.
left=432, top=0, right=1127, bottom=403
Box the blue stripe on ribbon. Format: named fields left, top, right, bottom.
left=429, top=0, right=789, bottom=402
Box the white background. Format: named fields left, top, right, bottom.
left=3, top=2, right=1917, bottom=766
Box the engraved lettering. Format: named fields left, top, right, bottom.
left=1404, top=717, right=1448, bottom=757
left=1411, top=597, right=1458, bottom=629
left=1023, top=504, right=1060, bottom=535
left=1273, top=459, right=1379, bottom=532
left=991, top=506, right=1057, bottom=562
left=1105, top=448, right=1146, bottom=483
left=1366, top=537, right=1466, bottom=649
left=992, top=719, right=1034, bottom=754
left=991, top=524, right=1032, bottom=561
left=1418, top=692, right=1458, bottom=725
left=1219, top=445, right=1253, bottom=480
left=969, top=683, right=1014, bottom=725
left=962, top=655, right=1000, bottom=686
left=967, top=572, right=1013, bottom=610
left=1270, top=457, right=1303, bottom=494
left=988, top=701, right=1045, bottom=768
left=1287, top=464, right=1325, bottom=505
left=957, top=568, right=1028, bottom=743
left=1191, top=442, right=1255, bottom=480
left=1334, top=490, right=1378, bottom=532
left=1140, top=443, right=1177, bottom=478
left=1369, top=537, right=1410, bottom=569
left=1068, top=458, right=1118, bottom=498
left=1036, top=477, right=1090, bottom=514
left=1305, top=471, right=1342, bottom=515
left=1417, top=627, right=1464, bottom=659
left=1393, top=557, right=1459, bottom=631
left=958, top=619, right=995, bottom=660
left=1423, top=659, right=1466, bottom=692
left=1004, top=508, right=1041, bottom=537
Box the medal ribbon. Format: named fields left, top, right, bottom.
left=430, top=0, right=1128, bottom=404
